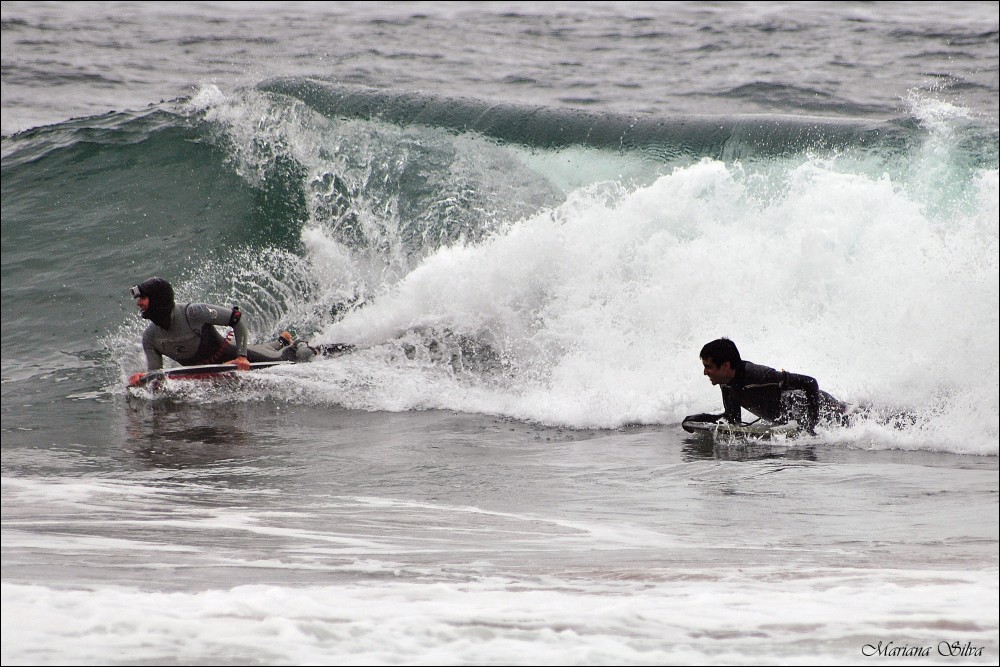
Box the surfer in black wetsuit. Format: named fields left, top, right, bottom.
left=130, top=277, right=314, bottom=371
left=684, top=337, right=849, bottom=435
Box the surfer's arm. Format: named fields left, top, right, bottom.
left=721, top=387, right=742, bottom=424
left=141, top=327, right=164, bottom=371
left=228, top=309, right=248, bottom=358
left=185, top=303, right=251, bottom=368
left=227, top=310, right=250, bottom=370
left=781, top=370, right=820, bottom=432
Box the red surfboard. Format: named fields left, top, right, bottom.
left=127, top=361, right=291, bottom=388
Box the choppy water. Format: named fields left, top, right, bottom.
left=2, top=2, right=998, bottom=665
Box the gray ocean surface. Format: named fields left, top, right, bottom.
left=2, top=2, right=998, bottom=665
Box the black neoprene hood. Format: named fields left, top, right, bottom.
left=136, top=277, right=175, bottom=329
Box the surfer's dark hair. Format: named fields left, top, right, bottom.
left=700, top=338, right=741, bottom=367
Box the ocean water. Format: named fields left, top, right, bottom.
left=2, top=1, right=998, bottom=665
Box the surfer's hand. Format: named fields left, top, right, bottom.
left=682, top=413, right=725, bottom=433
left=127, top=372, right=146, bottom=387
left=229, top=356, right=251, bottom=371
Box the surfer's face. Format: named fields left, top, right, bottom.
left=702, top=357, right=735, bottom=386
left=135, top=295, right=150, bottom=313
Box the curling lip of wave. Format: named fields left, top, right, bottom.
left=256, top=77, right=903, bottom=158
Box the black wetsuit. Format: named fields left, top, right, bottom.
left=710, top=361, right=848, bottom=432
left=141, top=302, right=287, bottom=370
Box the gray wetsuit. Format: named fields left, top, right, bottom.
left=142, top=302, right=284, bottom=370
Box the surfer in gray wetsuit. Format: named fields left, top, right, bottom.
left=684, top=337, right=850, bottom=435
left=130, top=277, right=314, bottom=371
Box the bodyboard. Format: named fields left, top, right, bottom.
left=681, top=418, right=801, bottom=440
left=128, top=361, right=290, bottom=388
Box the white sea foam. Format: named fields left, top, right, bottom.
left=297, top=151, right=998, bottom=453
left=3, top=569, right=996, bottom=666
